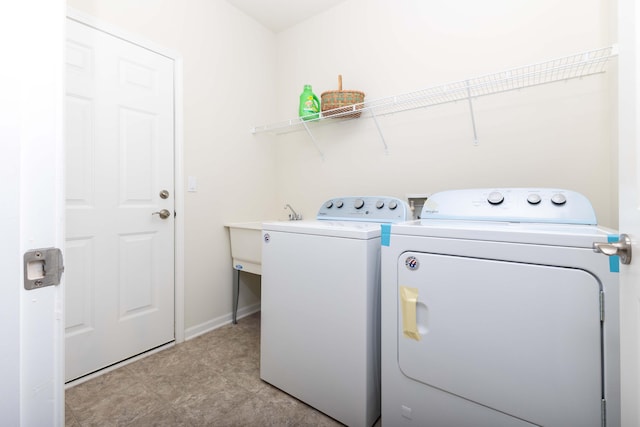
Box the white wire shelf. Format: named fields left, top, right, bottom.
left=252, top=46, right=617, bottom=155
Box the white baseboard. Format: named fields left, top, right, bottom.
left=184, top=303, right=261, bottom=341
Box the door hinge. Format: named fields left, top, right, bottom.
left=600, top=291, right=605, bottom=322
left=601, top=398, right=606, bottom=427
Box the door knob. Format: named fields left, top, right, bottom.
left=152, top=209, right=171, bottom=220
left=593, top=234, right=632, bottom=265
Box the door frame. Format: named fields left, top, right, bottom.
left=66, top=7, right=185, bottom=346
left=617, top=0, right=640, bottom=424
left=2, top=0, right=65, bottom=423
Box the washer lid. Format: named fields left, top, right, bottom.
left=262, top=220, right=383, bottom=239
left=421, top=188, right=597, bottom=225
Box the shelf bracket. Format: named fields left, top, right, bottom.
left=301, top=121, right=324, bottom=160
left=465, top=80, right=480, bottom=146
left=370, top=110, right=389, bottom=154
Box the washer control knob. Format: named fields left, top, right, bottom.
left=551, top=193, right=567, bottom=205
left=325, top=201, right=333, bottom=209
left=527, top=194, right=542, bottom=205
left=388, top=201, right=398, bottom=210
left=335, top=200, right=344, bottom=208
left=376, top=200, right=385, bottom=209
left=487, top=191, right=504, bottom=205
left=354, top=199, right=365, bottom=209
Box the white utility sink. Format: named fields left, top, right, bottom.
left=224, top=221, right=264, bottom=275
left=224, top=221, right=270, bottom=324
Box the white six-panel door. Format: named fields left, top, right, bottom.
left=65, top=18, right=175, bottom=382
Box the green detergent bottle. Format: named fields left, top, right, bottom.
left=299, top=85, right=320, bottom=120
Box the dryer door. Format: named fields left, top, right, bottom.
left=397, top=252, right=602, bottom=427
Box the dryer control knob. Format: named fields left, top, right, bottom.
left=354, top=199, right=365, bottom=209
left=376, top=200, right=385, bottom=209
left=336, top=200, right=344, bottom=208
left=551, top=193, right=567, bottom=205
left=487, top=191, right=504, bottom=205
left=389, top=201, right=398, bottom=210
left=527, top=194, right=542, bottom=205
left=325, top=201, right=334, bottom=209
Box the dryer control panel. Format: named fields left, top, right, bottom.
left=421, top=188, right=597, bottom=225
left=317, top=196, right=411, bottom=223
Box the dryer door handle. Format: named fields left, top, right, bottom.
left=593, top=234, right=632, bottom=265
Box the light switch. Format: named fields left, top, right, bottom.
left=401, top=405, right=413, bottom=419
left=188, top=176, right=197, bottom=192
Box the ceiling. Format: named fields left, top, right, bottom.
left=226, top=0, right=348, bottom=33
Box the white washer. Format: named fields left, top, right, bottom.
left=381, top=188, right=620, bottom=427
left=261, top=196, right=411, bottom=427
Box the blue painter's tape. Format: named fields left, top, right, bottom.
left=608, top=234, right=620, bottom=273
left=381, top=224, right=392, bottom=247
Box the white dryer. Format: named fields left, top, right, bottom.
left=381, top=188, right=620, bottom=427
left=261, top=196, right=410, bottom=427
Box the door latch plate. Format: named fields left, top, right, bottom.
left=23, top=248, right=64, bottom=290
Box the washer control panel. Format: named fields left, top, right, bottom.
left=317, top=196, right=411, bottom=223
left=421, top=188, right=597, bottom=225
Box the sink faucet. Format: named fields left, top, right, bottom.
left=284, top=204, right=302, bottom=221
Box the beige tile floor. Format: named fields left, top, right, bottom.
left=65, top=312, right=380, bottom=426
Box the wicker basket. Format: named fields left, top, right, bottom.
left=321, top=75, right=365, bottom=118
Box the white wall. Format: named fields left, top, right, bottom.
left=65, top=0, right=279, bottom=331
left=275, top=0, right=618, bottom=228
left=64, top=0, right=617, bottom=336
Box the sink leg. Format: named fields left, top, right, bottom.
left=232, top=268, right=240, bottom=324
